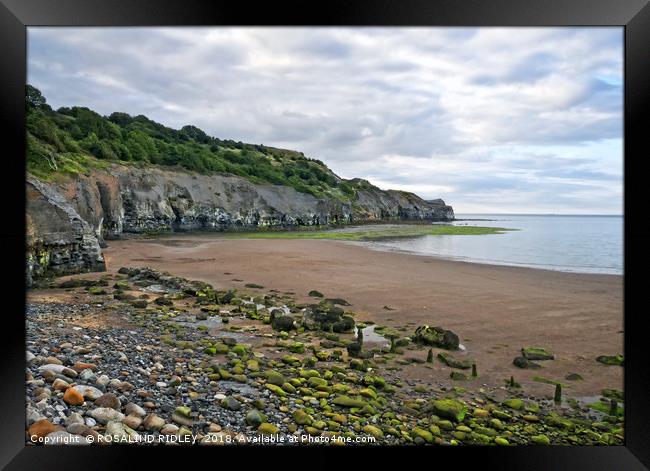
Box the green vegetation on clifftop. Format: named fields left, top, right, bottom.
left=26, top=85, right=366, bottom=201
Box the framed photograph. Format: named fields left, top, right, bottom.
left=1, top=0, right=648, bottom=468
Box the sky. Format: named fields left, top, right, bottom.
left=28, top=27, right=623, bottom=214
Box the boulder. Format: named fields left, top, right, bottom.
left=521, top=347, right=554, bottom=361
left=413, top=325, right=460, bottom=350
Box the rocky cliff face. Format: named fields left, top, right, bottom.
left=26, top=176, right=106, bottom=287
left=26, top=164, right=453, bottom=284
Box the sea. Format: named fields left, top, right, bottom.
left=363, top=214, right=623, bottom=275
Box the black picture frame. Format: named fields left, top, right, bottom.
left=1, top=0, right=648, bottom=468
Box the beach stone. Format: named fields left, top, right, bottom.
left=28, top=419, right=64, bottom=440
left=89, top=407, right=125, bottom=424
left=63, top=388, right=84, bottom=406
left=124, top=403, right=146, bottom=418
left=521, top=347, right=554, bottom=361
left=94, top=393, right=121, bottom=410
left=258, top=423, right=279, bottom=435
left=105, top=421, right=133, bottom=440
left=143, top=414, right=165, bottom=431
left=122, top=415, right=143, bottom=430
left=430, top=399, right=467, bottom=422
left=72, top=385, right=103, bottom=401
left=66, top=423, right=93, bottom=436
left=221, top=396, right=242, bottom=411
left=65, top=413, right=84, bottom=426
left=160, top=424, right=179, bottom=435
left=71, top=362, right=97, bottom=373
left=52, top=378, right=70, bottom=391
left=39, top=364, right=78, bottom=378
left=245, top=409, right=265, bottom=427
left=413, top=325, right=459, bottom=350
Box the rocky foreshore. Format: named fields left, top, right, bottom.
left=26, top=268, right=623, bottom=446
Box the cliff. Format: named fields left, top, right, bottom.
left=26, top=165, right=453, bottom=285
left=26, top=176, right=106, bottom=286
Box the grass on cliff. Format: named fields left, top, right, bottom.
left=221, top=225, right=515, bottom=241
left=25, top=85, right=378, bottom=202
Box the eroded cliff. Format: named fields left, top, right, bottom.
left=26, top=165, right=453, bottom=285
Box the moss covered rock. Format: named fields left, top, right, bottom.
left=431, top=399, right=467, bottom=422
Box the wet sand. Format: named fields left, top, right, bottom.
left=98, top=234, right=623, bottom=397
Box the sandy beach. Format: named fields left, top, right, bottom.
left=95, top=234, right=623, bottom=398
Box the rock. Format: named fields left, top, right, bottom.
left=221, top=396, right=242, bottom=411
left=413, top=325, right=459, bottom=350
left=265, top=384, right=286, bottom=397
left=70, top=362, right=97, bottom=373
left=521, top=347, right=554, bottom=361
left=28, top=419, right=64, bottom=440
left=122, top=415, right=142, bottom=430
left=63, top=388, right=84, bottom=406
left=122, top=403, right=145, bottom=418
left=105, top=421, right=132, bottom=440
left=245, top=409, right=265, bottom=427
left=66, top=423, right=93, bottom=436
left=88, top=408, right=125, bottom=424
left=331, top=396, right=368, bottom=408
left=26, top=176, right=106, bottom=286
left=264, top=371, right=286, bottom=386
left=94, top=393, right=121, bottom=410
left=271, top=315, right=296, bottom=332
left=565, top=373, right=583, bottom=381
left=301, top=302, right=354, bottom=332
left=52, top=378, right=70, bottom=391
left=363, top=424, right=384, bottom=438
left=308, top=290, right=324, bottom=298
left=531, top=434, right=551, bottom=445
left=430, top=399, right=467, bottom=422
left=38, top=364, right=78, bottom=378
left=45, top=356, right=63, bottom=365
left=143, top=414, right=165, bottom=431
left=502, top=399, right=524, bottom=410
left=172, top=412, right=194, bottom=427
left=596, top=355, right=624, bottom=366
left=292, top=409, right=313, bottom=426
left=438, top=352, right=472, bottom=369
left=154, top=296, right=173, bottom=306
left=160, top=424, right=179, bottom=435
left=410, top=427, right=433, bottom=443
left=65, top=413, right=84, bottom=426
left=258, top=423, right=279, bottom=435
left=513, top=356, right=529, bottom=368
left=71, top=385, right=103, bottom=401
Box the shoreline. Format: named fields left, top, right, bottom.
left=115, top=229, right=623, bottom=277
left=92, top=234, right=623, bottom=398
left=357, top=241, right=624, bottom=277
left=26, top=234, right=624, bottom=445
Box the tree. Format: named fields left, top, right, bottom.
left=26, top=85, right=51, bottom=112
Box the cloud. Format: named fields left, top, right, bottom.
left=27, top=27, right=623, bottom=214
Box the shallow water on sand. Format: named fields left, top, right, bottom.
left=364, top=214, right=623, bottom=275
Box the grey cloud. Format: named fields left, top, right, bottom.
left=27, top=27, right=623, bottom=213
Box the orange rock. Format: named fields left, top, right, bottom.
left=28, top=419, right=64, bottom=440
left=71, top=362, right=97, bottom=373
left=63, top=387, right=84, bottom=406
left=45, top=356, right=63, bottom=365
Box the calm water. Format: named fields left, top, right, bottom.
left=363, top=214, right=623, bottom=275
